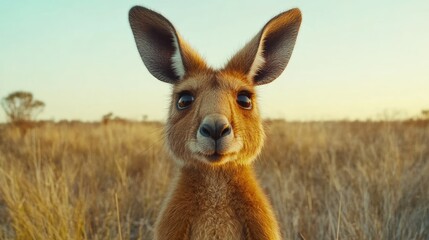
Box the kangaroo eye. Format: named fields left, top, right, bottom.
left=237, top=92, right=252, bottom=110
left=177, top=92, right=194, bottom=110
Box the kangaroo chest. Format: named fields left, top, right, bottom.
left=155, top=167, right=278, bottom=240
left=189, top=176, right=243, bottom=239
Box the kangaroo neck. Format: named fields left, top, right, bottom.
left=177, top=163, right=260, bottom=201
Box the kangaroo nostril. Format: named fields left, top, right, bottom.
left=199, top=116, right=232, bottom=140
left=220, top=125, right=231, bottom=137
left=199, top=124, right=212, bottom=138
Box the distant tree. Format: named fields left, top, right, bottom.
left=422, top=110, right=429, bottom=119
left=1, top=91, right=45, bottom=124
left=142, top=114, right=148, bottom=122
left=102, top=112, right=114, bottom=125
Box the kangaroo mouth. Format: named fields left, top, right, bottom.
left=187, top=137, right=243, bottom=164
left=206, top=153, right=223, bottom=162
left=199, top=152, right=234, bottom=163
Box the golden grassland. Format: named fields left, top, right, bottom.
left=0, top=120, right=428, bottom=239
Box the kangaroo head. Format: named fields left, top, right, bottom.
left=129, top=6, right=301, bottom=166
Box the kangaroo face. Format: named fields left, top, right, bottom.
left=166, top=71, right=264, bottom=165
left=129, top=6, right=302, bottom=166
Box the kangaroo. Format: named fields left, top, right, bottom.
left=129, top=6, right=301, bottom=240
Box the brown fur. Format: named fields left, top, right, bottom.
left=129, top=6, right=302, bottom=239
left=155, top=165, right=280, bottom=240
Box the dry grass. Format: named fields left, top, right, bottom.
left=0, top=120, right=428, bottom=239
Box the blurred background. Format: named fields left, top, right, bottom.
left=1, top=0, right=428, bottom=122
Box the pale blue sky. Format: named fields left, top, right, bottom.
left=1, top=0, right=428, bottom=121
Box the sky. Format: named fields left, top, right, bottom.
left=1, top=0, right=428, bottom=122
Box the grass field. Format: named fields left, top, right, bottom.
left=0, top=120, right=428, bottom=239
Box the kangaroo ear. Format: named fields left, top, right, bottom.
left=225, top=8, right=302, bottom=85
left=129, top=6, right=207, bottom=84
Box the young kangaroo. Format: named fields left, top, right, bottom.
left=129, top=6, right=301, bottom=240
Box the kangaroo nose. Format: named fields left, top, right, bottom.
left=199, top=117, right=232, bottom=140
